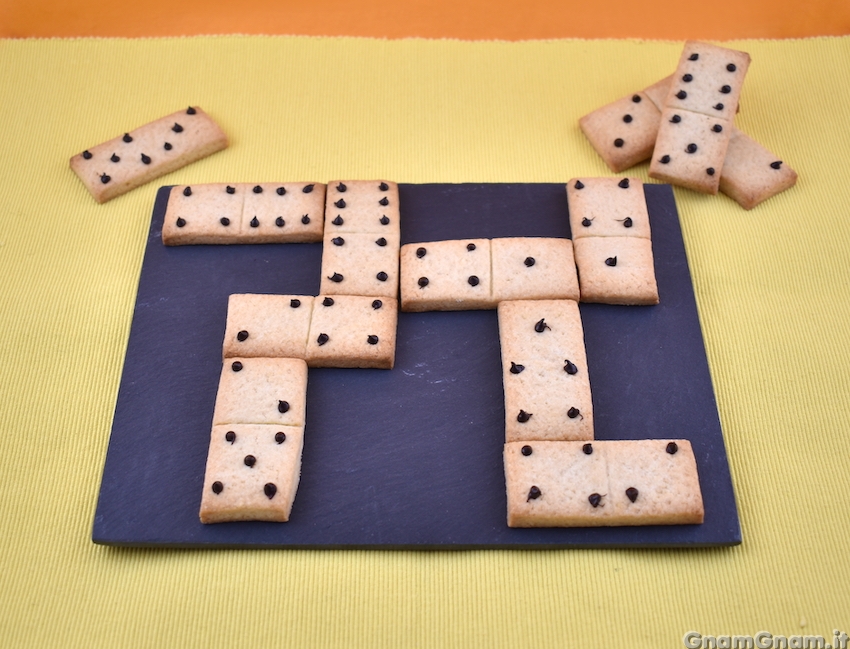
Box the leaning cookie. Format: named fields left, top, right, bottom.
left=719, top=128, right=798, bottom=209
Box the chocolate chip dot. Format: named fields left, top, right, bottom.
left=379, top=182, right=389, bottom=191
left=323, top=297, right=334, bottom=306
left=332, top=216, right=344, bottom=226
left=303, top=184, right=314, bottom=193
left=301, top=215, right=311, bottom=224
left=231, top=361, right=243, bottom=372
left=183, top=187, right=192, bottom=197
left=110, top=153, right=120, bottom=163
left=534, top=318, right=550, bottom=333
left=275, top=217, right=285, bottom=227
left=336, top=183, right=347, bottom=192
left=712, top=124, right=723, bottom=133
left=276, top=187, right=286, bottom=195
left=278, top=400, right=289, bottom=414
left=367, top=335, right=379, bottom=345
left=82, top=150, right=93, bottom=159
left=123, top=133, right=133, bottom=143
left=416, top=247, right=427, bottom=258
left=379, top=197, right=389, bottom=206
left=582, top=443, right=593, bottom=455
left=713, top=103, right=724, bottom=111
left=466, top=243, right=476, bottom=251
left=290, top=299, right=302, bottom=309
left=567, top=407, right=581, bottom=419
left=618, top=178, right=630, bottom=189
left=226, top=185, right=236, bottom=194
left=621, top=217, right=633, bottom=227
left=100, top=174, right=111, bottom=184
left=264, top=483, right=277, bottom=499
left=581, top=217, right=593, bottom=227
left=614, top=138, right=624, bottom=148
left=329, top=272, right=343, bottom=283
left=244, top=455, right=256, bottom=467
left=250, top=216, right=260, bottom=228
left=631, top=94, right=641, bottom=103
left=510, top=362, right=525, bottom=374
left=332, top=236, right=345, bottom=246
left=377, top=272, right=388, bottom=282
left=683, top=73, right=693, bottom=82
left=225, top=431, right=236, bottom=444
left=524, top=257, right=535, bottom=267
left=187, top=106, right=197, bottom=115
left=372, top=299, right=383, bottom=309
left=688, top=53, right=699, bottom=60
left=517, top=410, right=532, bottom=423
left=236, top=330, right=249, bottom=342
left=666, top=442, right=679, bottom=454
left=376, top=237, right=387, bottom=246
left=334, top=199, right=346, bottom=208
left=212, top=481, right=223, bottom=494
left=720, top=85, right=731, bottom=94
left=575, top=180, right=585, bottom=189
left=527, top=486, right=542, bottom=501
left=275, top=432, right=286, bottom=444
left=659, top=155, right=671, bottom=164
left=176, top=217, right=186, bottom=227
left=727, top=63, right=737, bottom=72
left=670, top=115, right=682, bottom=123
left=623, top=114, right=633, bottom=123
left=521, top=445, right=533, bottom=456
left=686, top=143, right=698, bottom=154
left=626, top=487, right=639, bottom=503
left=676, top=90, right=687, bottom=100
left=605, top=256, right=617, bottom=267
left=172, top=123, right=183, bottom=133
left=380, top=216, right=390, bottom=225
left=163, top=142, right=172, bottom=150
left=588, top=493, right=602, bottom=508
left=141, top=153, right=151, bottom=165
left=706, top=167, right=715, bottom=176
left=418, top=277, right=429, bottom=288
left=317, top=333, right=329, bottom=346
left=564, top=359, right=578, bottom=375
left=770, top=161, right=783, bottom=169
left=253, top=185, right=263, bottom=194
left=468, top=275, right=479, bottom=286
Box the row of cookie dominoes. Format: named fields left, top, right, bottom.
left=580, top=41, right=797, bottom=209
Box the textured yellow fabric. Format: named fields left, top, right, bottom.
left=1, top=36, right=849, bottom=649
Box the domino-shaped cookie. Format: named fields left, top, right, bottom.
left=222, top=294, right=315, bottom=360
left=324, top=181, right=400, bottom=235
left=504, top=439, right=704, bottom=527
left=399, top=239, right=494, bottom=312
left=212, top=357, right=308, bottom=427
left=70, top=106, right=228, bottom=204
left=490, top=237, right=579, bottom=303
left=719, top=128, right=798, bottom=210
left=305, top=295, right=398, bottom=369
left=572, top=236, right=659, bottom=305
left=566, top=177, right=651, bottom=240
left=319, top=231, right=401, bottom=299
left=199, top=423, right=304, bottom=523
left=498, top=299, right=593, bottom=442
left=238, top=182, right=326, bottom=243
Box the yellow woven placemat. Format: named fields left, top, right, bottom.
left=1, top=35, right=848, bottom=649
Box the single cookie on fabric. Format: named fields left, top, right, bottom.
left=162, top=183, right=245, bottom=245
left=505, top=439, right=703, bottom=527
left=70, top=106, right=228, bottom=204
left=573, top=236, right=659, bottom=305
left=664, top=41, right=750, bottom=122
left=605, top=439, right=704, bottom=525
left=642, top=75, right=674, bottom=112
left=324, top=180, right=400, bottom=235
left=222, top=294, right=314, bottom=360
left=719, top=128, right=798, bottom=210
left=319, top=231, right=401, bottom=299
left=566, top=177, right=651, bottom=240
left=239, top=182, right=326, bottom=243
left=199, top=424, right=304, bottom=523
left=305, top=295, right=398, bottom=369
left=648, top=108, right=731, bottom=194
left=498, top=299, right=593, bottom=442
left=399, top=239, right=494, bottom=312
left=491, top=238, right=579, bottom=303
left=578, top=91, right=662, bottom=172
left=212, top=357, right=308, bottom=427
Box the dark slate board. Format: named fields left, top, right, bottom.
left=92, top=183, right=741, bottom=548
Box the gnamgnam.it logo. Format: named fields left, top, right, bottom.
left=683, top=630, right=849, bottom=649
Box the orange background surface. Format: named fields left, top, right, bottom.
left=2, top=0, right=850, bottom=40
